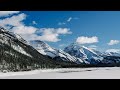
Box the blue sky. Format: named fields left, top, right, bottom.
left=0, top=11, right=120, bottom=52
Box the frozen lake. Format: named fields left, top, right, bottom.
left=0, top=67, right=120, bottom=79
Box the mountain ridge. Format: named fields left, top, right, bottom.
left=0, top=27, right=79, bottom=72
left=30, top=40, right=120, bottom=66
left=1, top=26, right=120, bottom=72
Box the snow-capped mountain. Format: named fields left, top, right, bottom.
left=0, top=27, right=31, bottom=57
left=0, top=27, right=74, bottom=72
left=29, top=40, right=120, bottom=66
left=29, top=40, right=57, bottom=58
left=0, top=27, right=28, bottom=44
left=103, top=51, right=120, bottom=57
left=64, top=43, right=103, bottom=64
left=30, top=40, right=84, bottom=64
left=1, top=26, right=120, bottom=70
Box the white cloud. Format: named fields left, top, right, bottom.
left=0, top=11, right=20, bottom=17
left=56, top=28, right=72, bottom=34
left=88, top=45, right=97, bottom=50
left=19, top=34, right=39, bottom=41
left=0, top=12, right=72, bottom=42
left=76, top=36, right=99, bottom=44
left=0, top=13, right=26, bottom=28
left=0, top=13, right=37, bottom=41
left=58, top=17, right=79, bottom=25
left=32, top=21, right=37, bottom=25
left=106, top=49, right=120, bottom=53
left=108, top=40, right=119, bottom=45
left=36, top=29, right=60, bottom=42
left=12, top=27, right=72, bottom=42
left=12, top=26, right=37, bottom=35
left=35, top=28, right=72, bottom=42
left=67, top=17, right=72, bottom=22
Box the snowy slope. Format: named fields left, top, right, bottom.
left=0, top=27, right=28, bottom=44
left=64, top=43, right=103, bottom=64
left=104, top=51, right=120, bottom=57
left=57, top=49, right=84, bottom=63
left=29, top=40, right=57, bottom=58
left=30, top=40, right=83, bottom=64
left=0, top=27, right=30, bottom=56
left=99, top=50, right=120, bottom=65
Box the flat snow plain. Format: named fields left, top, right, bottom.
left=0, top=67, right=120, bottom=79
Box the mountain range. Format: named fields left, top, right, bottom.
left=0, top=26, right=120, bottom=72
left=30, top=39, right=120, bottom=66
left=0, top=27, right=78, bottom=72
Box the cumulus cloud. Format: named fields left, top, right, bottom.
left=108, top=40, right=119, bottom=45
left=35, top=28, right=72, bottom=42
left=0, top=11, right=20, bottom=17
left=76, top=36, right=99, bottom=44
left=0, top=13, right=26, bottom=28
left=0, top=13, right=39, bottom=41
left=12, top=26, right=37, bottom=35
left=0, top=12, right=72, bottom=42
left=106, top=49, right=120, bottom=53
left=36, top=29, right=60, bottom=42
left=56, top=28, right=72, bottom=34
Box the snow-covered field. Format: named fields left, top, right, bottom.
left=0, top=67, right=120, bottom=79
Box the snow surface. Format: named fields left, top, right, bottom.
left=1, top=67, right=120, bottom=79
left=12, top=44, right=32, bottom=57
left=30, top=40, right=57, bottom=58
